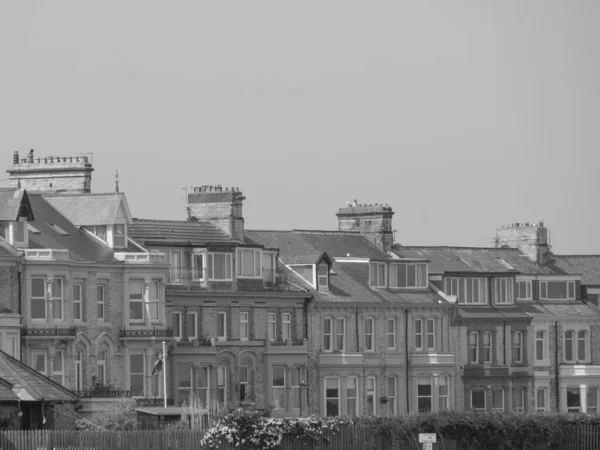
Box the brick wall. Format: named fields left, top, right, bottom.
left=0, top=265, right=19, bottom=312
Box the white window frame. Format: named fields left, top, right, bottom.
left=492, top=389, right=504, bottom=411
left=172, top=311, right=183, bottom=340
left=147, top=280, right=160, bottom=321
left=129, top=351, right=146, bottom=397
left=323, top=317, right=332, bottom=352
left=239, top=365, right=250, bottom=402
left=494, top=277, right=513, bottom=305
left=514, top=331, right=523, bottom=363
left=197, top=366, right=210, bottom=406
left=217, top=311, right=227, bottom=341
left=369, top=262, right=387, bottom=288
left=324, top=376, right=340, bottom=416
left=567, top=387, right=581, bottom=413
left=128, top=279, right=144, bottom=323
left=192, top=252, right=205, bottom=282
left=445, top=277, right=488, bottom=304
left=365, top=317, right=375, bottom=352
left=516, top=280, right=532, bottom=300
left=208, top=252, right=233, bottom=281
left=483, top=331, right=492, bottom=364
left=387, top=318, right=396, bottom=350
left=347, top=376, right=358, bottom=416
left=112, top=224, right=127, bottom=249
left=415, top=318, right=423, bottom=350
left=426, top=318, right=435, bottom=351
left=535, top=330, right=547, bottom=363
left=536, top=387, right=547, bottom=412
left=97, top=282, right=106, bottom=321
left=267, top=312, right=277, bottom=341
left=31, top=350, right=47, bottom=376
left=317, top=263, right=329, bottom=290
left=30, top=277, right=47, bottom=320
left=577, top=330, right=588, bottom=362
left=564, top=329, right=589, bottom=363
left=417, top=376, right=432, bottom=413
left=469, top=331, right=479, bottom=364
left=169, top=250, right=183, bottom=284
left=73, top=350, right=83, bottom=391
left=51, top=278, right=64, bottom=320
left=239, top=311, right=249, bottom=341
left=217, top=365, right=228, bottom=406
left=388, top=262, right=428, bottom=288
left=177, top=365, right=193, bottom=406
left=262, top=252, right=275, bottom=284
left=73, top=283, right=83, bottom=321
left=272, top=366, right=287, bottom=410
left=438, top=375, right=449, bottom=411
left=366, top=376, right=377, bottom=416
left=11, top=219, right=28, bottom=246
left=387, top=376, right=397, bottom=415
left=539, top=280, right=576, bottom=300
left=281, top=312, right=291, bottom=340
left=186, top=311, right=198, bottom=340
left=291, top=366, right=304, bottom=409
left=236, top=248, right=262, bottom=278
left=565, top=330, right=574, bottom=362
left=335, top=318, right=345, bottom=352
left=471, top=388, right=486, bottom=411
left=513, top=387, right=524, bottom=412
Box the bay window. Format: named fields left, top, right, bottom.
left=493, top=278, right=513, bottom=304
left=209, top=252, right=233, bottom=281
left=192, top=252, right=205, bottom=281
left=51, top=279, right=63, bottom=320
left=325, top=377, right=339, bottom=416
left=444, top=277, right=487, bottom=304
left=426, top=318, right=435, bottom=350
left=564, top=329, right=588, bottom=363
left=415, top=319, right=423, bottom=350
left=113, top=224, right=126, bottom=248
left=389, top=263, right=427, bottom=288
left=147, top=280, right=160, bottom=321
left=236, top=249, right=261, bottom=278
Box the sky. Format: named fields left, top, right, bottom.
left=1, top=1, right=599, bottom=254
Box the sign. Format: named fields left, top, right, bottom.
left=419, top=433, right=437, bottom=443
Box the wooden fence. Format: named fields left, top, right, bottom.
left=2, top=425, right=600, bottom=450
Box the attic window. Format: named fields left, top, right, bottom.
left=46, top=222, right=69, bottom=236
left=318, top=263, right=329, bottom=290
left=27, top=224, right=41, bottom=234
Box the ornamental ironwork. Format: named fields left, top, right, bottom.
left=119, top=327, right=173, bottom=338
left=21, top=326, right=76, bottom=337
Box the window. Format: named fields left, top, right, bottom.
left=322, top=317, right=348, bottom=352
left=217, top=365, right=228, bottom=406
left=86, top=225, right=107, bottom=242
left=389, top=263, right=427, bottom=288
left=267, top=313, right=276, bottom=341
left=51, top=279, right=63, bottom=320
left=291, top=366, right=305, bottom=409
left=239, top=312, right=249, bottom=341
left=209, top=253, right=233, bottom=281
left=588, top=388, right=598, bottom=414
left=197, top=367, right=210, bottom=406
left=74, top=350, right=83, bottom=391
left=272, top=366, right=286, bottom=410
left=365, top=318, right=374, bottom=351
left=513, top=388, right=524, bottom=412
left=113, top=224, right=126, bottom=248
left=445, top=277, right=487, bottom=304
left=169, top=251, right=183, bottom=283
left=97, top=350, right=107, bottom=385
left=187, top=311, right=197, bottom=340
left=565, top=331, right=574, bottom=362
left=536, top=388, right=547, bottom=412
left=415, top=319, right=423, bottom=350
left=517, top=281, right=532, bottom=300
left=564, top=330, right=588, bottom=363
left=469, top=332, right=479, bottom=363
left=387, top=318, right=396, bottom=350
left=178, top=366, right=193, bottom=406
left=217, top=312, right=227, bottom=341
left=539, top=280, right=576, bottom=300
left=31, top=350, right=47, bottom=375
left=323, top=318, right=332, bottom=351
left=493, top=278, right=513, bottom=304
left=325, top=377, right=339, bottom=416
left=317, top=263, right=329, bottom=289
left=514, top=331, right=523, bottom=363
left=262, top=252, right=275, bottom=283
left=192, top=253, right=205, bottom=281
left=129, top=280, right=144, bottom=321
left=347, top=377, right=358, bottom=416
left=129, top=352, right=145, bottom=396
left=483, top=332, right=492, bottom=364
left=151, top=352, right=163, bottom=399
left=148, top=281, right=160, bottom=321
left=97, top=283, right=106, bottom=320
left=567, top=387, right=581, bottom=413
left=366, top=376, right=376, bottom=416
left=73, top=283, right=83, bottom=321
left=387, top=376, right=397, bottom=415
left=236, top=249, right=261, bottom=278
left=492, top=389, right=504, bottom=411
left=239, top=366, right=250, bottom=402
left=369, top=262, right=386, bottom=288
left=426, top=318, right=435, bottom=350
left=335, top=318, right=345, bottom=351
left=417, top=376, right=432, bottom=412
left=577, top=330, right=587, bottom=361
left=172, top=312, right=182, bottom=340
left=31, top=277, right=47, bottom=319
left=282, top=313, right=291, bottom=340
left=471, top=388, right=486, bottom=411
left=51, top=351, right=64, bottom=386
left=438, top=376, right=449, bottom=410
left=13, top=220, right=26, bottom=244
left=535, top=331, right=545, bottom=362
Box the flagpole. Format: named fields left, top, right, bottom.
left=162, top=340, right=167, bottom=408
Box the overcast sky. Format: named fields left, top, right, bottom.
left=1, top=1, right=599, bottom=254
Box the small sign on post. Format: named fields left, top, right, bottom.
left=419, top=433, right=437, bottom=450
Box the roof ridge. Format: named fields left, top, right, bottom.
left=293, top=229, right=361, bottom=234
left=397, top=245, right=518, bottom=251
left=555, top=254, right=600, bottom=258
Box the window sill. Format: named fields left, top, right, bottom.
left=236, top=275, right=262, bottom=280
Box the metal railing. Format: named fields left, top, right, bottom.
left=21, top=326, right=76, bottom=337
left=76, top=389, right=131, bottom=399
left=119, top=327, right=173, bottom=338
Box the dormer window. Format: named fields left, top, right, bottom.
left=85, top=225, right=107, bottom=242
left=369, top=262, right=387, bottom=288
left=318, top=263, right=329, bottom=290
left=236, top=249, right=261, bottom=278
left=389, top=263, right=427, bottom=288
left=209, top=252, right=233, bottom=281
left=113, top=224, right=127, bottom=248
left=539, top=280, right=576, bottom=300
left=4, top=219, right=28, bottom=247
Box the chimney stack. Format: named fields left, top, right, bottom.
left=496, top=222, right=550, bottom=264
left=187, top=185, right=245, bottom=241
left=336, top=201, right=395, bottom=252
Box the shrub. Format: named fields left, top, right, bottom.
left=76, top=396, right=137, bottom=431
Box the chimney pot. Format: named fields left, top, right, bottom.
left=13, top=151, right=19, bottom=164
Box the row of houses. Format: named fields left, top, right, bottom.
left=1, top=149, right=600, bottom=427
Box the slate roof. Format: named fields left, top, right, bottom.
left=0, top=350, right=78, bottom=402
left=552, top=256, right=600, bottom=286
left=0, top=188, right=34, bottom=221
left=27, top=194, right=116, bottom=262
left=520, top=301, right=600, bottom=318
left=394, top=246, right=556, bottom=275
left=44, top=192, right=132, bottom=226
left=456, top=306, right=532, bottom=321
left=129, top=218, right=234, bottom=247
left=295, top=230, right=389, bottom=260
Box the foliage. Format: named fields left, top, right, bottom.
left=76, top=396, right=137, bottom=432
left=0, top=408, right=20, bottom=430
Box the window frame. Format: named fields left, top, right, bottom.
left=192, top=252, right=205, bottom=282
left=415, top=318, right=423, bottom=350
left=31, top=349, right=47, bottom=376
left=492, top=389, right=504, bottom=411
left=364, top=317, right=375, bottom=352
left=387, top=318, right=396, bottom=350
left=438, top=375, right=449, bottom=411
left=236, top=248, right=262, bottom=279
left=323, top=317, right=332, bottom=352
left=483, top=331, right=492, bottom=364
left=217, top=311, right=227, bottom=341
left=514, top=331, right=523, bottom=363
left=239, top=365, right=250, bottom=402
left=147, top=280, right=160, bottom=321
left=335, top=317, right=346, bottom=352
left=471, top=388, right=486, bottom=411
left=186, top=311, right=198, bottom=340
left=196, top=366, right=210, bottom=406
left=417, top=376, right=432, bottom=413
left=177, top=365, right=194, bottom=406
left=445, top=277, right=488, bottom=304
left=516, top=280, right=532, bottom=300
left=535, top=330, right=546, bottom=362
left=387, top=376, right=397, bottom=415
left=324, top=376, right=340, bottom=416
left=239, top=311, right=249, bottom=341
left=281, top=312, right=292, bottom=341
left=513, top=387, right=524, bottom=412
left=73, top=283, right=83, bottom=321
left=169, top=250, right=183, bottom=284
left=369, top=262, right=387, bottom=288
left=539, top=280, right=576, bottom=300
left=97, top=349, right=107, bottom=386
left=97, top=282, right=106, bottom=321
left=209, top=252, right=233, bottom=281
left=536, top=388, right=547, bottom=412
left=51, top=278, right=64, bottom=320
left=317, top=263, right=329, bottom=290
left=172, top=311, right=183, bottom=340
left=469, top=332, right=479, bottom=364
left=128, top=279, right=144, bottom=323
left=494, top=277, right=513, bottom=305
left=347, top=376, right=358, bottom=416
left=217, top=365, right=228, bottom=406
left=267, top=312, right=277, bottom=341
left=30, top=277, right=47, bottom=320
left=129, top=351, right=146, bottom=397
left=112, top=224, right=127, bottom=249
left=426, top=318, right=435, bottom=351
left=564, top=329, right=589, bottom=363
left=51, top=350, right=63, bottom=387
left=73, top=350, right=83, bottom=391
left=366, top=376, right=377, bottom=416
left=272, top=365, right=287, bottom=410
left=389, top=262, right=428, bottom=288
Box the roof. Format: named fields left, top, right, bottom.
left=295, top=230, right=389, bottom=260
left=455, top=306, right=532, bottom=321
left=44, top=192, right=132, bottom=226
left=27, top=194, right=116, bottom=262
left=552, top=255, right=600, bottom=286
left=129, top=218, right=234, bottom=247
left=0, top=188, right=34, bottom=221
left=520, top=301, right=600, bottom=318
left=394, top=246, right=557, bottom=275
left=0, top=350, right=78, bottom=402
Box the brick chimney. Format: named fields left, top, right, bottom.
left=187, top=185, right=245, bottom=241
left=336, top=200, right=395, bottom=252
left=495, top=222, right=550, bottom=264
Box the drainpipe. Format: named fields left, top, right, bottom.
left=405, top=308, right=410, bottom=412
left=555, top=321, right=560, bottom=411
left=17, top=264, right=23, bottom=361
left=503, top=321, right=507, bottom=366
left=355, top=307, right=360, bottom=352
